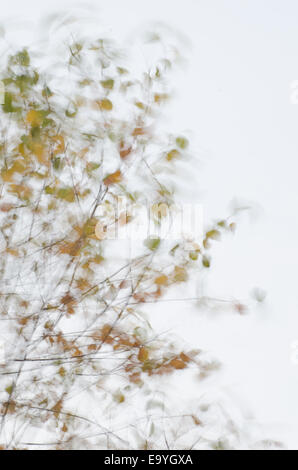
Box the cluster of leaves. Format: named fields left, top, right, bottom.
left=0, top=21, right=270, bottom=450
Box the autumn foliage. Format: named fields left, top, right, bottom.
left=0, top=20, right=249, bottom=450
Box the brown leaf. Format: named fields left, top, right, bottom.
left=169, top=358, right=186, bottom=370
left=0, top=203, right=14, bottom=212
left=132, top=127, right=145, bottom=137
left=62, top=423, right=68, bottom=433
left=138, top=347, right=149, bottom=362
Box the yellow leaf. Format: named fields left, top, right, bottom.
left=138, top=347, right=149, bottom=362
left=32, top=143, right=49, bottom=166
left=98, top=98, right=113, bottom=111
left=166, top=149, right=180, bottom=161
left=6, top=248, right=19, bottom=257
left=26, top=109, right=42, bottom=127
left=103, top=169, right=122, bottom=186
left=154, top=274, right=168, bottom=286
left=1, top=169, right=14, bottom=182
left=58, top=367, right=66, bottom=378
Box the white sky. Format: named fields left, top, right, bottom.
left=2, top=0, right=298, bottom=448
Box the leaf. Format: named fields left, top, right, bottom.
left=58, top=240, right=81, bottom=256
left=42, top=86, right=53, bottom=98
left=2, top=92, right=17, bottom=113
left=206, top=229, right=221, bottom=241
left=173, top=266, right=187, bottom=282
left=53, top=135, right=65, bottom=155
left=8, top=184, right=32, bottom=200
left=144, top=237, right=160, bottom=251
left=119, top=145, right=132, bottom=160
left=154, top=93, right=168, bottom=103
left=138, top=347, right=149, bottom=362
left=0, top=203, right=14, bottom=212
left=176, top=136, right=189, bottom=149
left=117, top=67, right=128, bottom=75
left=217, top=220, right=227, bottom=228
left=90, top=255, right=104, bottom=264
left=13, top=49, right=30, bottom=67
left=58, top=367, right=66, bottom=378
left=103, top=169, right=122, bottom=186
left=100, top=78, right=114, bottom=90
left=52, top=400, right=63, bottom=418
left=180, top=352, right=191, bottom=363
left=6, top=248, right=19, bottom=257
left=86, top=161, right=100, bottom=173
left=26, top=110, right=43, bottom=127
left=154, top=275, right=168, bottom=285
left=202, top=256, right=210, bottom=268
left=5, top=385, right=13, bottom=395
left=32, top=143, right=48, bottom=166
left=189, top=251, right=198, bottom=261
left=114, top=392, right=125, bottom=403
left=52, top=157, right=62, bottom=171
left=192, top=415, right=202, bottom=426
left=135, top=101, right=145, bottom=110
left=132, top=127, right=145, bottom=137
left=166, top=149, right=180, bottom=161
left=229, top=222, right=236, bottom=232
left=45, top=185, right=55, bottom=195
left=57, top=187, right=75, bottom=203
left=98, top=98, right=113, bottom=111
left=169, top=358, right=186, bottom=370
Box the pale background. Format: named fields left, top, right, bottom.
left=1, top=0, right=298, bottom=448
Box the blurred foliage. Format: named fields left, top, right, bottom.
left=0, top=15, right=276, bottom=451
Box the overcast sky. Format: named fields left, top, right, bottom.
left=2, top=0, right=298, bottom=447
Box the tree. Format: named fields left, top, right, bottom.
left=0, top=17, right=280, bottom=450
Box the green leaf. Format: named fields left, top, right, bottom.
left=144, top=237, right=160, bottom=251
left=206, top=229, right=221, bottom=240
left=202, top=256, right=210, bottom=268
left=86, top=162, right=100, bottom=173
left=117, top=67, right=128, bottom=75
left=2, top=92, right=17, bottom=113
left=217, top=220, right=226, bottom=228
left=42, top=86, right=53, bottom=98
left=100, top=78, right=114, bottom=90
left=52, top=157, right=62, bottom=171
left=57, top=187, right=75, bottom=203
left=189, top=251, right=198, bottom=261
left=65, top=108, right=77, bottom=118
left=11, top=49, right=30, bottom=67
left=45, top=186, right=55, bottom=195
left=176, top=136, right=189, bottom=149
left=5, top=385, right=13, bottom=395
